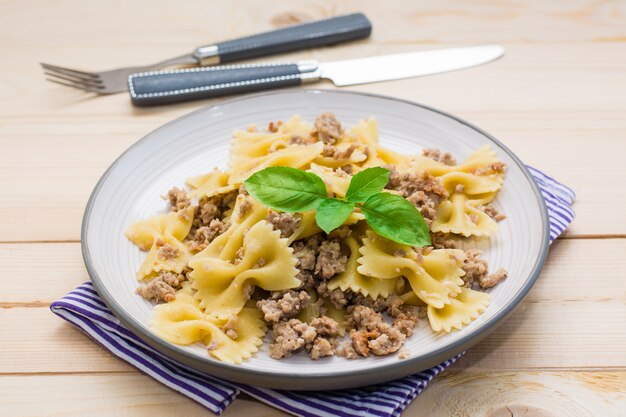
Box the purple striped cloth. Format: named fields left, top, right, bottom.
left=51, top=166, right=575, bottom=417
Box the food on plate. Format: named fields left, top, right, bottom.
left=125, top=113, right=508, bottom=363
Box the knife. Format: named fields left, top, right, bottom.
left=129, top=45, right=505, bottom=106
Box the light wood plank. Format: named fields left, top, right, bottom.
left=1, top=371, right=624, bottom=417
left=0, top=374, right=285, bottom=417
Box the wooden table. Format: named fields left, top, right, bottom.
left=1, top=0, right=625, bottom=415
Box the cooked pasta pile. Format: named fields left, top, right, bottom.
left=125, top=113, right=508, bottom=363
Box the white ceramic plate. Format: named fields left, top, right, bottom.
left=83, top=90, right=549, bottom=390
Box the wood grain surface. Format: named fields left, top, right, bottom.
left=1, top=0, right=625, bottom=416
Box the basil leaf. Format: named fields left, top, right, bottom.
left=345, top=167, right=390, bottom=203
left=361, top=193, right=431, bottom=246
left=244, top=167, right=328, bottom=212
left=315, top=199, right=355, bottom=234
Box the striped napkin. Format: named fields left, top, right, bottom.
left=51, top=166, right=575, bottom=417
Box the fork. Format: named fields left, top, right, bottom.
left=41, top=13, right=371, bottom=94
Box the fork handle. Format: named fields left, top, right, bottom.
left=128, top=62, right=321, bottom=106
left=193, top=13, right=372, bottom=65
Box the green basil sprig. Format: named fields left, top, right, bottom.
left=244, top=166, right=431, bottom=246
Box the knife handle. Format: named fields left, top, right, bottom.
left=128, top=62, right=321, bottom=106
left=193, top=13, right=372, bottom=65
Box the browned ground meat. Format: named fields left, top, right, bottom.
left=472, top=162, right=507, bottom=176
left=339, top=164, right=353, bottom=175
left=313, top=112, right=343, bottom=145
left=430, top=232, right=458, bottom=249
left=308, top=337, right=336, bottom=360
left=266, top=210, right=301, bottom=238
left=345, top=305, right=412, bottom=357
left=422, top=148, right=457, bottom=166
left=481, top=204, right=507, bottom=222
left=268, top=120, right=282, bottom=132
left=136, top=271, right=185, bottom=303
left=156, top=240, right=180, bottom=260
left=187, top=219, right=229, bottom=252
left=289, top=135, right=316, bottom=145
left=318, top=282, right=350, bottom=309
left=166, top=187, right=191, bottom=212
left=386, top=167, right=448, bottom=223
left=315, top=240, right=348, bottom=279
left=462, top=249, right=489, bottom=287
left=337, top=341, right=359, bottom=359
left=221, top=314, right=238, bottom=340
left=310, top=316, right=339, bottom=337
left=350, top=293, right=406, bottom=318
left=268, top=319, right=317, bottom=359
left=257, top=290, right=311, bottom=323
left=237, top=198, right=252, bottom=219
left=308, top=316, right=340, bottom=360
left=479, top=267, right=508, bottom=289
left=184, top=192, right=236, bottom=252
left=392, top=310, right=419, bottom=337
left=322, top=144, right=358, bottom=160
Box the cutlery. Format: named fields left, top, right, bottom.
left=41, top=13, right=372, bottom=94
left=128, top=45, right=505, bottom=106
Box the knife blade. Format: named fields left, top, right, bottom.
left=129, top=45, right=504, bottom=106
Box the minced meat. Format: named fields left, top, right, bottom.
left=430, top=232, right=457, bottom=249
left=313, top=112, right=343, bottom=145
left=257, top=290, right=311, bottom=323
left=462, top=249, right=489, bottom=287
left=187, top=218, right=228, bottom=252
left=479, top=267, right=508, bottom=289
left=422, top=148, right=457, bottom=166
left=345, top=305, right=410, bottom=357
left=268, top=319, right=317, bottom=359
left=315, top=240, right=348, bottom=279
left=166, top=187, right=191, bottom=212
left=322, top=144, right=357, bottom=160
left=156, top=240, right=180, bottom=260
left=386, top=167, right=448, bottom=223
left=221, top=314, right=238, bottom=340
left=481, top=204, right=506, bottom=222
left=267, top=210, right=301, bottom=238
left=136, top=271, right=185, bottom=303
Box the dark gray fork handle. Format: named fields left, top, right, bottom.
left=129, top=62, right=320, bottom=106
left=193, top=13, right=372, bottom=65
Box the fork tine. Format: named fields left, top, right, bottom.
left=45, top=76, right=105, bottom=93
left=40, top=62, right=100, bottom=80
left=44, top=71, right=104, bottom=87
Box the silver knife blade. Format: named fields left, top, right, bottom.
left=318, top=45, right=504, bottom=86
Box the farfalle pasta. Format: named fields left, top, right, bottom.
left=126, top=112, right=509, bottom=363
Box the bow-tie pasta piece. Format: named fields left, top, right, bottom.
left=194, top=194, right=267, bottom=261
left=328, top=236, right=399, bottom=299
left=431, top=193, right=498, bottom=237
left=427, top=287, right=491, bottom=332
left=439, top=172, right=504, bottom=196
left=152, top=286, right=266, bottom=363
left=186, top=168, right=235, bottom=199
left=126, top=206, right=195, bottom=251
left=190, top=220, right=299, bottom=318
left=229, top=141, right=324, bottom=185
left=357, top=231, right=465, bottom=308
left=136, top=233, right=192, bottom=280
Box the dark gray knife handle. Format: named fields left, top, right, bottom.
left=129, top=63, right=311, bottom=106
left=214, top=13, right=371, bottom=64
